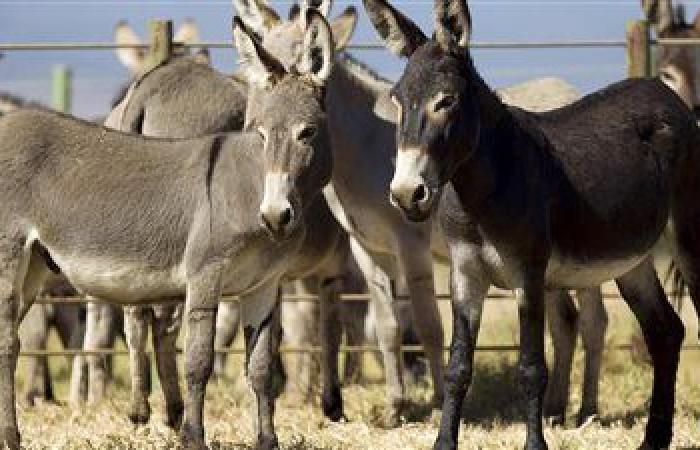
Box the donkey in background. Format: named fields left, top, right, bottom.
left=241, top=0, right=610, bottom=427
left=0, top=11, right=336, bottom=450
left=364, top=1, right=700, bottom=449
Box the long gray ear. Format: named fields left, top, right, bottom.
left=302, top=0, right=332, bottom=18
left=233, top=16, right=286, bottom=88
left=434, top=0, right=472, bottom=50
left=330, top=6, right=357, bottom=50
left=362, top=0, right=427, bottom=58
left=643, top=0, right=674, bottom=33
left=114, top=20, right=146, bottom=75
left=233, top=0, right=281, bottom=35
left=298, top=9, right=334, bottom=85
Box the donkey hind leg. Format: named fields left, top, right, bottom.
left=18, top=303, right=51, bottom=406
left=152, top=303, right=184, bottom=429
left=213, top=301, right=241, bottom=380
left=0, top=235, right=51, bottom=449
left=124, top=305, right=152, bottom=425
left=616, top=258, right=683, bottom=450
left=179, top=266, right=221, bottom=449
left=543, top=289, right=576, bottom=425
left=318, top=275, right=345, bottom=421
left=84, top=301, right=118, bottom=404
left=349, top=237, right=404, bottom=427
left=398, top=241, right=444, bottom=409
left=434, top=243, right=488, bottom=450
left=280, top=282, right=318, bottom=402
left=576, top=286, right=606, bottom=426
left=242, top=282, right=283, bottom=450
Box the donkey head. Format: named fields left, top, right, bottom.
left=234, top=10, right=334, bottom=240
left=643, top=0, right=700, bottom=110
left=364, top=0, right=479, bottom=222
left=233, top=0, right=356, bottom=71
left=114, top=18, right=210, bottom=77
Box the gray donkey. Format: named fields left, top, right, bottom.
left=240, top=0, right=608, bottom=426
left=364, top=0, right=700, bottom=449
left=0, top=12, right=335, bottom=450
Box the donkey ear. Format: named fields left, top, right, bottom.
left=298, top=9, right=334, bottom=85
left=114, top=20, right=146, bottom=75
left=174, top=18, right=199, bottom=44
left=330, top=6, right=357, bottom=50
left=289, top=3, right=301, bottom=20
left=434, top=0, right=472, bottom=51
left=233, top=0, right=281, bottom=35
left=362, top=0, right=427, bottom=58
left=643, top=0, right=674, bottom=33
left=233, top=16, right=286, bottom=88
left=302, top=0, right=333, bottom=18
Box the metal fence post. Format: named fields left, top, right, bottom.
left=51, top=64, right=72, bottom=113
left=626, top=19, right=651, bottom=78
left=146, top=19, right=173, bottom=71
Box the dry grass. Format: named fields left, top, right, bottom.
left=15, top=282, right=700, bottom=449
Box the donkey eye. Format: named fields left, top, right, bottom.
left=434, top=95, right=457, bottom=113
left=296, top=125, right=317, bottom=142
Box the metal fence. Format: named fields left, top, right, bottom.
left=3, top=18, right=698, bottom=358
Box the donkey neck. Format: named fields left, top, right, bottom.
left=328, top=53, right=393, bottom=117
left=450, top=74, right=550, bottom=229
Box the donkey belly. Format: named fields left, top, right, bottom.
left=54, top=255, right=186, bottom=303
left=545, top=252, right=648, bottom=289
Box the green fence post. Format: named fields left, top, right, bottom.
left=51, top=64, right=72, bottom=113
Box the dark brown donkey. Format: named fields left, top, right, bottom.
left=363, top=0, right=700, bottom=449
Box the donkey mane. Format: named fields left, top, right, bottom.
left=336, top=52, right=393, bottom=93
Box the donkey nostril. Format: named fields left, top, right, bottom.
left=412, top=184, right=428, bottom=205
left=279, top=208, right=293, bottom=227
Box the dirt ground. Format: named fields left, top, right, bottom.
left=14, top=277, right=700, bottom=449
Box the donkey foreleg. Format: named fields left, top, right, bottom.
left=398, top=242, right=444, bottom=409
left=84, top=302, right=118, bottom=404
left=349, top=237, right=405, bottom=427
left=180, top=267, right=221, bottom=449
left=124, top=305, right=152, bottom=425
left=433, top=244, right=488, bottom=450
left=242, top=282, right=283, bottom=450
left=18, top=303, right=51, bottom=406
left=576, top=287, right=606, bottom=426
left=213, top=302, right=240, bottom=379
left=616, top=258, right=683, bottom=450
left=152, top=304, right=184, bottom=429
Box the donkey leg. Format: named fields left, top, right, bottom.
left=124, top=305, right=152, bottom=425
left=434, top=242, right=489, bottom=450
left=318, top=275, right=344, bottom=421
left=341, top=301, right=368, bottom=385
left=398, top=241, right=444, bottom=409
left=576, top=286, right=606, bottom=426
left=18, top=303, right=50, bottom=406
left=616, top=258, right=683, bottom=450
left=350, top=237, right=404, bottom=427
left=517, top=276, right=549, bottom=450
left=85, top=301, right=117, bottom=404
left=280, top=286, right=317, bottom=402
left=543, top=289, right=576, bottom=425
left=242, top=283, right=283, bottom=450
left=213, top=302, right=240, bottom=379
left=152, top=304, right=184, bottom=429
left=179, top=267, right=221, bottom=449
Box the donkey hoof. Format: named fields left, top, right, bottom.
left=433, top=436, right=456, bottom=450
left=166, top=402, right=184, bottom=429
left=0, top=426, right=20, bottom=450
left=128, top=402, right=151, bottom=425
left=321, top=386, right=344, bottom=422
left=382, top=407, right=402, bottom=429
left=179, top=423, right=206, bottom=450
left=544, top=414, right=565, bottom=427
left=524, top=435, right=548, bottom=450
left=256, top=434, right=280, bottom=450
left=638, top=443, right=669, bottom=450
